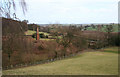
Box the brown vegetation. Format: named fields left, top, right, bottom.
left=2, top=18, right=119, bottom=69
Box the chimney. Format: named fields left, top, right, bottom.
left=36, top=26, right=39, bottom=40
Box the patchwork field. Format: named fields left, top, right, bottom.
left=3, top=47, right=118, bottom=75
left=86, top=24, right=118, bottom=32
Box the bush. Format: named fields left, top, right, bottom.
left=32, top=33, right=36, bottom=38
left=38, top=45, right=44, bottom=50
left=39, top=33, right=46, bottom=38
left=32, top=33, right=47, bottom=38
left=72, top=36, right=88, bottom=51
left=46, top=35, right=48, bottom=38
left=110, top=34, right=120, bottom=46
left=22, top=53, right=48, bottom=64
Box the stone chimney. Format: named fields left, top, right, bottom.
left=36, top=27, right=39, bottom=40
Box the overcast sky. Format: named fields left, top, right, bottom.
left=16, top=0, right=119, bottom=24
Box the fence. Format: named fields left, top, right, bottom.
left=3, top=54, right=76, bottom=70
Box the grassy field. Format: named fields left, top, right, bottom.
left=26, top=30, right=53, bottom=41
left=25, top=30, right=49, bottom=35
left=26, top=30, right=62, bottom=41
left=40, top=38, right=55, bottom=41
left=3, top=47, right=118, bottom=75
left=101, top=47, right=119, bottom=54
left=86, top=24, right=118, bottom=32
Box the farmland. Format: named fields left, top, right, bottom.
left=3, top=47, right=118, bottom=75
left=25, top=30, right=49, bottom=36
left=86, top=24, right=118, bottom=32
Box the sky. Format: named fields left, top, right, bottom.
left=15, top=0, right=119, bottom=24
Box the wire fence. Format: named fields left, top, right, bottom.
left=3, top=54, right=76, bottom=70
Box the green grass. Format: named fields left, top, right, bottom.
left=26, top=30, right=56, bottom=41
left=40, top=38, right=55, bottom=41
left=3, top=49, right=118, bottom=75
left=33, top=38, right=54, bottom=41
left=86, top=27, right=97, bottom=31
left=25, top=30, right=49, bottom=35
left=102, top=47, right=119, bottom=54
left=86, top=24, right=118, bottom=32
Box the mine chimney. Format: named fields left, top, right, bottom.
left=36, top=26, right=39, bottom=40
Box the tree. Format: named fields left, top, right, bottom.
left=39, top=33, right=45, bottom=38
left=56, top=25, right=82, bottom=56
left=1, top=0, right=27, bottom=66
left=91, top=24, right=96, bottom=29
left=105, top=25, right=114, bottom=46
left=22, top=20, right=28, bottom=23
left=0, top=0, right=27, bottom=18
left=97, top=25, right=102, bottom=32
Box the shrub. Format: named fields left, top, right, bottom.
left=38, top=45, right=44, bottom=50
left=110, top=34, right=120, bottom=46
left=46, top=35, right=48, bottom=38
left=32, top=33, right=36, bottom=38
left=32, top=33, right=47, bottom=38
left=39, top=33, right=46, bottom=38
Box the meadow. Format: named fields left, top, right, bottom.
left=3, top=47, right=118, bottom=75
left=86, top=24, right=118, bottom=32
left=25, top=30, right=49, bottom=36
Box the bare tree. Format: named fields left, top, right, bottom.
left=0, top=0, right=27, bottom=18
left=105, top=25, right=114, bottom=46
left=1, top=0, right=27, bottom=67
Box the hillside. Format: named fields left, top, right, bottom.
left=3, top=47, right=118, bottom=75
